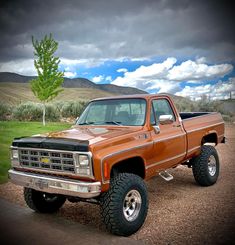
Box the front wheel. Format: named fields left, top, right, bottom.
left=100, top=173, right=148, bottom=236
left=24, top=188, right=66, bottom=213
left=192, top=145, right=220, bottom=186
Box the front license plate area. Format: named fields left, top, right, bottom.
left=32, top=178, right=49, bottom=190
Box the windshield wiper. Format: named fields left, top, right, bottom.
left=77, top=122, right=94, bottom=125
left=78, top=121, right=122, bottom=126
left=104, top=121, right=122, bottom=126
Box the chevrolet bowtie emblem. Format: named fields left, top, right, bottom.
left=41, top=157, right=50, bottom=164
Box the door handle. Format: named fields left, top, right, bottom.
left=173, top=124, right=181, bottom=127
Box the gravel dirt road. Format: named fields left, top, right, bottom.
left=0, top=124, right=234, bottom=245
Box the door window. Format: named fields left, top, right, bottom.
left=152, top=99, right=176, bottom=124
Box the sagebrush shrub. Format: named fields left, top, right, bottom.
left=13, top=102, right=42, bottom=121
left=45, top=104, right=60, bottom=121
left=0, top=103, right=12, bottom=120
left=60, top=101, right=87, bottom=118
left=13, top=102, right=60, bottom=121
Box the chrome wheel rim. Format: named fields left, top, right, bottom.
left=123, top=190, right=142, bottom=222
left=208, top=155, right=217, bottom=176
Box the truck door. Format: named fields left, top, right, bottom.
left=148, top=97, right=187, bottom=172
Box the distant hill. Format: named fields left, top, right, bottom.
left=0, top=83, right=116, bottom=105
left=0, top=72, right=147, bottom=95
left=0, top=72, right=35, bottom=83
left=0, top=72, right=211, bottom=107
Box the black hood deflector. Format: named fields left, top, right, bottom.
left=12, top=137, right=89, bottom=152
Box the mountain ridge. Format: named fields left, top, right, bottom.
left=0, top=72, right=147, bottom=95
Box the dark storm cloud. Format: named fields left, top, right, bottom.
left=0, top=0, right=234, bottom=63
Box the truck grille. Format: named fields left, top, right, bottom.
left=19, top=149, right=75, bottom=173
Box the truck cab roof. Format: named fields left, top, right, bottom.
left=91, top=93, right=172, bottom=101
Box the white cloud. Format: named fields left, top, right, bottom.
left=92, top=75, right=104, bottom=83
left=0, top=57, right=104, bottom=76
left=0, top=59, right=36, bottom=76
left=117, top=68, right=128, bottom=73
left=195, top=56, right=207, bottom=64
left=148, top=80, right=181, bottom=94
left=64, top=71, right=77, bottom=78
left=105, top=76, right=112, bottom=82
left=114, top=57, right=151, bottom=63
left=214, top=78, right=235, bottom=94
left=60, top=58, right=107, bottom=68
left=176, top=77, right=235, bottom=100
left=111, top=57, right=233, bottom=95
left=60, top=58, right=86, bottom=66
left=175, top=84, right=212, bottom=101
left=112, top=57, right=177, bottom=90
left=167, top=60, right=233, bottom=81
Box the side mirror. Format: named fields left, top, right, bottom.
left=159, top=115, right=174, bottom=125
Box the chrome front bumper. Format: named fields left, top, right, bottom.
left=8, top=169, right=101, bottom=198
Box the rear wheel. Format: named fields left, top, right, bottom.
left=24, top=188, right=66, bottom=213
left=192, top=145, right=220, bottom=186
left=100, top=173, right=148, bottom=236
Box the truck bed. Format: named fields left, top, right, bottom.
left=180, top=112, right=225, bottom=159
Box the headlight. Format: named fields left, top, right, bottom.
left=79, top=155, right=89, bottom=166
left=12, top=149, right=19, bottom=159
left=10, top=147, right=20, bottom=168
left=74, top=153, right=92, bottom=176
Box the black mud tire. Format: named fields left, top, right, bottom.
left=100, top=173, right=148, bottom=236
left=24, top=188, right=66, bottom=213
left=192, top=145, right=220, bottom=186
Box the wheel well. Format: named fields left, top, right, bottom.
left=202, top=133, right=218, bottom=145
left=111, top=157, right=145, bottom=179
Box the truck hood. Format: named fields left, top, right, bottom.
left=43, top=126, right=143, bottom=145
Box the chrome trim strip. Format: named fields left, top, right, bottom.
left=186, top=122, right=224, bottom=134
left=146, top=152, right=186, bottom=169
left=9, top=169, right=101, bottom=198
left=101, top=142, right=153, bottom=184
left=153, top=133, right=186, bottom=143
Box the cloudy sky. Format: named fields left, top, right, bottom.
left=0, top=0, right=234, bottom=100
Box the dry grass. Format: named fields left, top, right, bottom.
left=0, top=82, right=115, bottom=105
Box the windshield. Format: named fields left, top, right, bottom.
left=77, top=98, right=146, bottom=126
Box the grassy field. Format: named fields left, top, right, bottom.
left=0, top=121, right=71, bottom=183
left=0, top=82, right=115, bottom=105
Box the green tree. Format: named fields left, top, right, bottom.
left=31, top=34, right=64, bottom=125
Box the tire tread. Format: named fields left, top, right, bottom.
left=192, top=145, right=219, bottom=186
left=100, top=173, right=148, bottom=236
left=24, top=188, right=66, bottom=213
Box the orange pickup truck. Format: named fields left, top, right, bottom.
left=9, top=94, right=225, bottom=236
